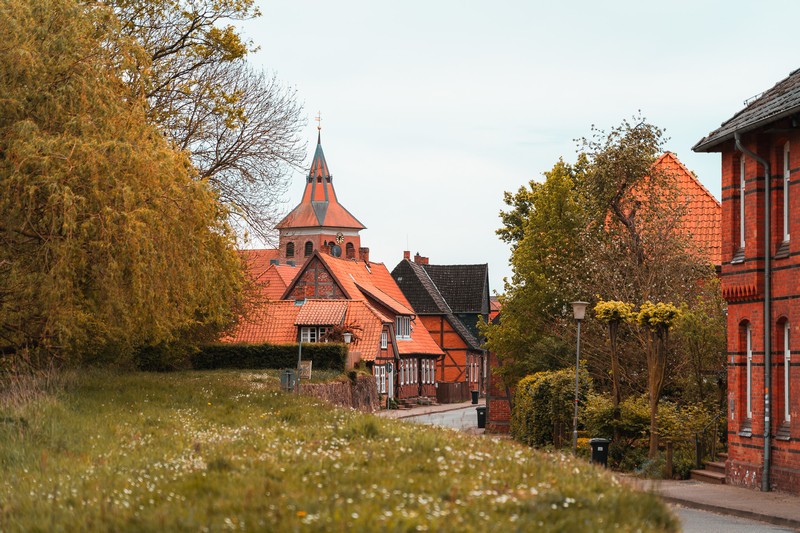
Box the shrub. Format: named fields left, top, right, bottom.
left=511, top=367, right=590, bottom=448
left=191, top=343, right=348, bottom=372
left=583, top=392, right=721, bottom=477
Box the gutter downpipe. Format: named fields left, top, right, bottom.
left=734, top=131, right=772, bottom=492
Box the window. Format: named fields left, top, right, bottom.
left=422, top=360, right=427, bottom=384
left=740, top=157, right=746, bottom=250
left=304, top=241, right=313, bottom=257
left=300, top=326, right=329, bottom=343
left=784, top=142, right=791, bottom=243
left=746, top=324, right=753, bottom=420
left=413, top=359, right=418, bottom=384
left=380, top=331, right=388, bottom=349
left=374, top=365, right=386, bottom=394
left=396, top=316, right=411, bottom=339
left=400, top=360, right=405, bottom=385
left=346, top=242, right=355, bottom=259
left=785, top=322, right=791, bottom=423
left=286, top=242, right=295, bottom=258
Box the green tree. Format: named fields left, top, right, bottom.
left=0, top=0, right=245, bottom=366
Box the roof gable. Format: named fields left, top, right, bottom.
left=694, top=68, right=800, bottom=152
left=654, top=152, right=722, bottom=266
left=391, top=260, right=452, bottom=314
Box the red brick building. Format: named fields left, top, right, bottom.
left=391, top=253, right=489, bottom=401
left=694, top=68, right=800, bottom=494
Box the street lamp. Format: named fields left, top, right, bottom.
left=571, top=301, right=589, bottom=456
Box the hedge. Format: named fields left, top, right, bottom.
left=192, top=343, right=348, bottom=372
left=511, top=367, right=591, bottom=448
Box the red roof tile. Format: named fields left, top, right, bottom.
left=295, top=300, right=348, bottom=325
left=222, top=300, right=301, bottom=344
left=654, top=152, right=722, bottom=266
left=240, top=250, right=299, bottom=301
left=344, top=300, right=391, bottom=362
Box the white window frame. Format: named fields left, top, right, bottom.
left=413, top=359, right=418, bottom=384
left=746, top=324, right=753, bottom=420
left=784, top=142, right=791, bottom=243
left=374, top=365, right=386, bottom=394
left=396, top=316, right=411, bottom=339
left=400, top=360, right=405, bottom=385
left=740, top=157, right=746, bottom=250
left=785, top=322, right=791, bottom=423
left=380, top=331, right=388, bottom=349
left=300, top=326, right=316, bottom=343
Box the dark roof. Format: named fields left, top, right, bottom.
left=391, top=260, right=451, bottom=314
left=694, top=68, right=800, bottom=152
left=391, top=259, right=485, bottom=351
left=420, top=263, right=489, bottom=315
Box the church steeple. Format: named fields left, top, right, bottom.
left=276, top=131, right=365, bottom=232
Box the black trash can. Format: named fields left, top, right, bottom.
left=589, top=438, right=611, bottom=467
left=476, top=406, right=486, bottom=428
left=471, top=389, right=479, bottom=404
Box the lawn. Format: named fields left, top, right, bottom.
left=0, top=370, right=678, bottom=531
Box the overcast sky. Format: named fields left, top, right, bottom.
left=242, top=1, right=800, bottom=294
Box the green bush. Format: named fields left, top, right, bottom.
left=192, top=343, right=348, bottom=372
left=583, top=393, right=721, bottom=477
left=511, top=367, right=590, bottom=448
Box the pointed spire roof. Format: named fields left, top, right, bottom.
left=276, top=134, right=365, bottom=230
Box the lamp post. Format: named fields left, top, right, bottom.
left=571, top=301, right=588, bottom=456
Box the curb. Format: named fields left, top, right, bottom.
left=660, top=494, right=800, bottom=530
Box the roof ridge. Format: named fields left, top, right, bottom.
left=409, top=260, right=452, bottom=314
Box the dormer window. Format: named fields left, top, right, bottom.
left=300, top=326, right=330, bottom=343
left=380, top=331, right=388, bottom=349
left=396, top=316, right=411, bottom=339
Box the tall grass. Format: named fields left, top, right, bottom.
left=0, top=369, right=678, bottom=531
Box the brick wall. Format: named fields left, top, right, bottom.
left=486, top=349, right=511, bottom=433
left=720, top=125, right=800, bottom=495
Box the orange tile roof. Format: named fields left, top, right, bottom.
left=654, top=152, right=722, bottom=266
left=240, top=250, right=299, bottom=301
left=282, top=252, right=444, bottom=357
left=295, top=300, right=348, bottom=325
left=222, top=300, right=301, bottom=344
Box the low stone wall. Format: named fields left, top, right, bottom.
left=300, top=373, right=380, bottom=412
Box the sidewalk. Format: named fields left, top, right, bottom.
left=627, top=477, right=800, bottom=529
left=375, top=398, right=485, bottom=420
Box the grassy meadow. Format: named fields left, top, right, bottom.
left=0, top=370, right=678, bottom=531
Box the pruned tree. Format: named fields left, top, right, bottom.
left=112, top=0, right=306, bottom=241
left=636, top=301, right=682, bottom=459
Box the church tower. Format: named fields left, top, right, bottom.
left=276, top=132, right=367, bottom=263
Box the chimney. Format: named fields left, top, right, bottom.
left=359, top=247, right=370, bottom=263
left=403, top=250, right=411, bottom=261
left=320, top=241, right=331, bottom=255
left=413, top=252, right=429, bottom=265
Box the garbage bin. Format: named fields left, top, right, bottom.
left=476, top=406, right=487, bottom=429
left=471, top=389, right=479, bottom=404
left=280, top=369, right=295, bottom=392
left=589, top=438, right=611, bottom=467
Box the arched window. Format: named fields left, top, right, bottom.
left=739, top=157, right=746, bottom=250
left=286, top=242, right=294, bottom=258
left=346, top=242, right=355, bottom=259
left=304, top=241, right=313, bottom=257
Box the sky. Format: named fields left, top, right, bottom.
left=241, top=0, right=800, bottom=294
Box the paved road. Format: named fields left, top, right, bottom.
left=674, top=506, right=796, bottom=532
left=404, top=404, right=482, bottom=430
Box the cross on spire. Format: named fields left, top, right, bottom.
left=315, top=111, right=322, bottom=143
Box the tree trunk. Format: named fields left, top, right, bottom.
left=647, top=328, right=668, bottom=459
left=609, top=321, right=622, bottom=442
